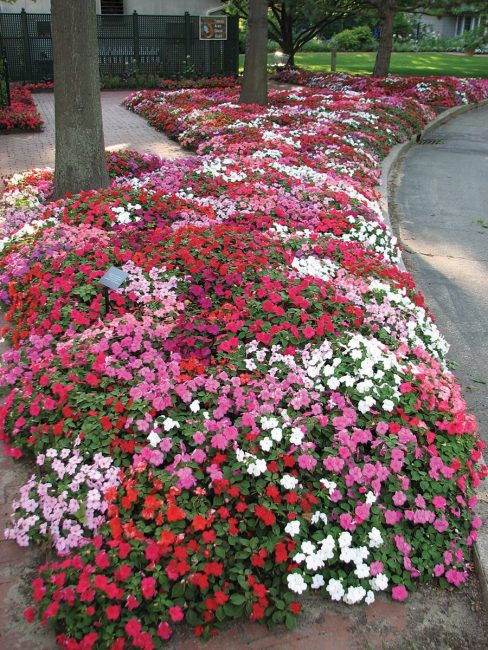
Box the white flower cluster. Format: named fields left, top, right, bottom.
left=112, top=202, right=142, bottom=225
left=367, top=279, right=449, bottom=360
left=291, top=254, right=339, bottom=282
left=235, top=446, right=268, bottom=477
left=197, top=157, right=247, bottom=182
left=342, top=218, right=400, bottom=263
left=0, top=217, right=58, bottom=253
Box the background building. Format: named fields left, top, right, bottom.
left=0, top=1, right=224, bottom=16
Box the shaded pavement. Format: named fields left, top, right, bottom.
left=0, top=91, right=191, bottom=179
left=392, top=104, right=488, bottom=449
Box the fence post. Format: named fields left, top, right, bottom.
left=331, top=48, right=337, bottom=72
left=132, top=10, right=141, bottom=71
left=0, top=49, right=10, bottom=107
left=184, top=12, right=192, bottom=78
left=20, top=8, right=33, bottom=81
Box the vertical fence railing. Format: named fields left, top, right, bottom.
left=0, top=49, right=10, bottom=108
left=0, top=12, right=239, bottom=82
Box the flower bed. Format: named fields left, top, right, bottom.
left=274, top=70, right=488, bottom=107
left=0, top=85, right=44, bottom=132
left=21, top=76, right=238, bottom=93
left=1, top=81, right=487, bottom=648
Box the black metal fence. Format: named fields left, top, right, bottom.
left=0, top=49, right=10, bottom=107
left=0, top=10, right=239, bottom=82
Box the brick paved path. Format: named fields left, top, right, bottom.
left=0, top=91, right=191, bottom=179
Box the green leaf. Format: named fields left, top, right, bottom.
left=171, top=582, right=185, bottom=598
left=285, top=614, right=297, bottom=630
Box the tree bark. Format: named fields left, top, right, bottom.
left=51, top=0, right=109, bottom=199
left=281, top=9, right=295, bottom=66
left=239, top=0, right=268, bottom=105
left=373, top=4, right=395, bottom=77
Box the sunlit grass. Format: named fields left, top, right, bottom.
left=239, top=52, right=488, bottom=78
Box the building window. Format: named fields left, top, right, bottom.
left=464, top=15, right=472, bottom=32
left=100, top=0, right=124, bottom=14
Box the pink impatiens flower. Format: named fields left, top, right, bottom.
left=391, top=585, right=408, bottom=602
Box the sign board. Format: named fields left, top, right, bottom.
left=199, top=16, right=227, bottom=41
left=99, top=266, right=128, bottom=291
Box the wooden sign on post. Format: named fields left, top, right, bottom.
left=199, top=16, right=227, bottom=41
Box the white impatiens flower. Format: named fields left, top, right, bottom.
left=290, top=427, right=304, bottom=445
left=189, top=400, right=200, bottom=413
left=327, top=376, right=340, bottom=390
left=311, top=574, right=325, bottom=589
left=338, top=531, right=352, bottom=548
left=343, top=585, right=366, bottom=604
left=354, top=563, right=370, bottom=579
left=271, top=427, right=283, bottom=442
left=259, top=436, right=273, bottom=452
left=287, top=573, right=308, bottom=595
left=147, top=430, right=161, bottom=447
left=162, top=417, right=180, bottom=431
left=301, top=541, right=316, bottom=555
left=311, top=511, right=328, bottom=525
left=382, top=399, right=395, bottom=412
left=365, top=590, right=375, bottom=605
left=358, top=396, right=375, bottom=414
left=261, top=416, right=279, bottom=430
left=280, top=474, right=299, bottom=490
left=366, top=491, right=377, bottom=505
left=370, top=573, right=388, bottom=592
left=285, top=520, right=301, bottom=537
left=306, top=554, right=326, bottom=571
left=326, top=578, right=345, bottom=601
left=368, top=527, right=383, bottom=548
left=247, top=458, right=267, bottom=477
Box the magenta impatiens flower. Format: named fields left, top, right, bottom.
left=391, top=585, right=409, bottom=602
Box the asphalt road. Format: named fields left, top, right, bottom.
left=392, top=103, right=488, bottom=447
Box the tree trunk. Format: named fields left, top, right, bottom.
left=281, top=10, right=294, bottom=66
left=373, top=5, right=395, bottom=77
left=51, top=0, right=109, bottom=199
left=239, top=0, right=268, bottom=105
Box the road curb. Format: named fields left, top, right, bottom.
left=379, top=100, right=488, bottom=614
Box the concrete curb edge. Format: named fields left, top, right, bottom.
left=378, top=99, right=488, bottom=613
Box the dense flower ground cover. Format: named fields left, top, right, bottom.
left=0, top=85, right=44, bottom=132
left=1, top=78, right=487, bottom=648
left=21, top=76, right=238, bottom=93
left=275, top=69, right=488, bottom=107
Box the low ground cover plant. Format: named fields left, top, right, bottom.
left=0, top=77, right=487, bottom=648
left=274, top=70, right=488, bottom=106
left=0, top=85, right=44, bottom=132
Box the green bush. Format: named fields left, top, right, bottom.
left=301, top=37, right=328, bottom=52
left=392, top=32, right=488, bottom=53
left=333, top=26, right=376, bottom=52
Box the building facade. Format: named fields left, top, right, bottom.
left=0, top=1, right=223, bottom=15
left=418, top=11, right=485, bottom=39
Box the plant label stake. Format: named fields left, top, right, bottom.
left=99, top=266, right=128, bottom=314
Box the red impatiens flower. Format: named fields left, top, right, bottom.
left=106, top=605, right=121, bottom=620
left=141, top=576, right=156, bottom=600
left=254, top=504, right=276, bottom=526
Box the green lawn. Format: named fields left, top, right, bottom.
left=239, top=52, right=488, bottom=78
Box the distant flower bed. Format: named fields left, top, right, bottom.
left=21, top=81, right=54, bottom=93
left=0, top=81, right=486, bottom=648
left=21, top=76, right=238, bottom=93
left=0, top=85, right=44, bottom=132
left=274, top=70, right=488, bottom=107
